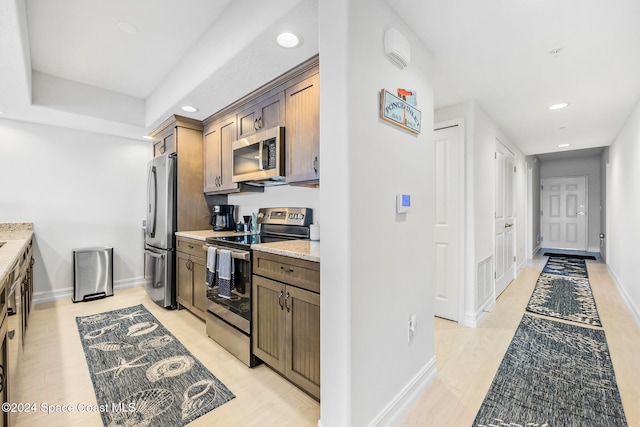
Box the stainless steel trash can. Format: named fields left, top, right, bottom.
left=73, top=247, right=113, bottom=302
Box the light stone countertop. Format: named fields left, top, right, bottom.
left=252, top=240, right=320, bottom=263
left=175, top=230, right=252, bottom=241
left=0, top=223, right=34, bottom=286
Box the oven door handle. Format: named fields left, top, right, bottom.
left=202, top=245, right=251, bottom=262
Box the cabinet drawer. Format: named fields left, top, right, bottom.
left=253, top=251, right=319, bottom=293
left=176, top=237, right=206, bottom=258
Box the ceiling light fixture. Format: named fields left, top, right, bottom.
left=117, top=21, right=139, bottom=34
left=276, top=32, right=300, bottom=48
left=548, top=103, right=569, bottom=110
left=558, top=143, right=571, bottom=148
left=143, top=136, right=153, bottom=140
left=181, top=106, right=198, bottom=113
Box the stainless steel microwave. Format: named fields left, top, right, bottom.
left=232, top=126, right=285, bottom=184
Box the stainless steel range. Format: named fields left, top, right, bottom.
left=204, top=207, right=312, bottom=367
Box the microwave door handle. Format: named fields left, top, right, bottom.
left=258, top=140, right=264, bottom=171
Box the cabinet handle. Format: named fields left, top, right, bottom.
left=278, top=291, right=284, bottom=310
left=258, top=117, right=263, bottom=129
left=218, top=175, right=222, bottom=187
left=280, top=266, right=294, bottom=273
left=188, top=245, right=194, bottom=249
left=254, top=118, right=259, bottom=131
left=313, top=156, right=318, bottom=174
left=0, top=364, right=4, bottom=393
left=285, top=292, right=291, bottom=312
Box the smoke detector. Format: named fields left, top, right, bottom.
left=384, top=27, right=411, bottom=69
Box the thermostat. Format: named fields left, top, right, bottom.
left=396, top=194, right=411, bottom=213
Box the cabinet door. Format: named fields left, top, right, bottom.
left=252, top=276, right=286, bottom=371
left=285, top=285, right=320, bottom=399
left=285, top=73, right=320, bottom=184
left=237, top=92, right=285, bottom=138
left=218, top=116, right=238, bottom=192
left=176, top=252, right=192, bottom=310
left=191, top=256, right=207, bottom=315
left=203, top=128, right=222, bottom=193
left=153, top=128, right=175, bottom=157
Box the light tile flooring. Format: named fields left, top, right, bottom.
left=399, top=254, right=640, bottom=426
left=8, top=254, right=640, bottom=426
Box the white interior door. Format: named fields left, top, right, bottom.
left=494, top=141, right=516, bottom=297
left=433, top=124, right=460, bottom=321
left=541, top=176, right=587, bottom=251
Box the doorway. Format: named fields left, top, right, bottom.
left=540, top=176, right=588, bottom=251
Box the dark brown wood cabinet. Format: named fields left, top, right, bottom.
left=176, top=237, right=207, bottom=320
left=252, top=251, right=320, bottom=400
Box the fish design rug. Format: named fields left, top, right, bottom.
left=472, top=315, right=627, bottom=427
left=76, top=304, right=234, bottom=427
left=526, top=273, right=602, bottom=326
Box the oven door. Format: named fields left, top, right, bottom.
left=205, top=245, right=252, bottom=335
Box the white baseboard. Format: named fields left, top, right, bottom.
left=32, top=277, right=148, bottom=305
left=462, top=297, right=495, bottom=328
left=532, top=245, right=541, bottom=257
left=367, top=356, right=438, bottom=427
left=608, top=266, right=640, bottom=329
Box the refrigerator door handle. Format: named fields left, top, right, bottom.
left=144, top=249, right=165, bottom=259
left=147, top=166, right=157, bottom=238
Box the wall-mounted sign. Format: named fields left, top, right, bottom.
left=379, top=89, right=421, bottom=134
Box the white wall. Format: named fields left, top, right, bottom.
left=319, top=0, right=437, bottom=425
left=0, top=119, right=150, bottom=301
left=608, top=99, right=640, bottom=325
left=228, top=185, right=320, bottom=225
left=435, top=101, right=527, bottom=327
left=600, top=148, right=609, bottom=261
left=539, top=155, right=601, bottom=252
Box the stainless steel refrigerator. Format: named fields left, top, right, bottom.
left=144, top=153, right=177, bottom=308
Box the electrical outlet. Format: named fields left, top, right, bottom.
left=408, top=314, right=417, bottom=342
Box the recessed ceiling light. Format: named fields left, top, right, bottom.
left=117, top=21, right=138, bottom=34
left=548, top=103, right=569, bottom=110
left=558, top=143, right=571, bottom=148
left=276, top=32, right=300, bottom=48
left=181, top=106, right=198, bottom=113
left=143, top=136, right=153, bottom=140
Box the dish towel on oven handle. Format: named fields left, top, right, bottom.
left=205, top=247, right=217, bottom=289
left=217, top=249, right=234, bottom=299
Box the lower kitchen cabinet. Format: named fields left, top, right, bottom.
left=252, top=252, right=320, bottom=400
left=176, top=237, right=207, bottom=320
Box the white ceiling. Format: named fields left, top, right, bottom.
left=1, top=0, right=639, bottom=157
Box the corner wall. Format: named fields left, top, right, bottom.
left=0, top=119, right=150, bottom=301
left=319, top=0, right=437, bottom=424
left=607, top=98, right=640, bottom=325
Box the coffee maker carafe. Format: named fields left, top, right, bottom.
left=210, top=205, right=236, bottom=231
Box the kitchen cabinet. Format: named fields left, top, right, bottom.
left=237, top=92, right=285, bottom=138
left=149, top=115, right=210, bottom=231
left=252, top=252, right=320, bottom=400
left=204, top=114, right=240, bottom=194
left=0, top=274, right=8, bottom=427
left=285, top=72, right=320, bottom=185
left=176, top=237, right=207, bottom=320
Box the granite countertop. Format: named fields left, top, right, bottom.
left=252, top=240, right=320, bottom=263
left=0, top=223, right=34, bottom=286
left=175, top=230, right=252, bottom=241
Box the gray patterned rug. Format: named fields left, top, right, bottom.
left=473, top=315, right=628, bottom=427
left=76, top=304, right=234, bottom=426
left=542, top=256, right=589, bottom=278
left=526, top=273, right=602, bottom=326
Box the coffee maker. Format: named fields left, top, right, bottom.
left=210, top=205, right=236, bottom=231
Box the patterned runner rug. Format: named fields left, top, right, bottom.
left=76, top=304, right=234, bottom=426
left=542, top=256, right=589, bottom=278
left=473, top=315, right=628, bottom=427
left=526, top=273, right=602, bottom=326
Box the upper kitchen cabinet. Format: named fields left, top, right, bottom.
left=149, top=115, right=210, bottom=231
left=204, top=114, right=239, bottom=194
left=237, top=92, right=285, bottom=139
left=285, top=73, right=320, bottom=185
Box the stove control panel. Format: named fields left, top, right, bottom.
left=258, top=207, right=313, bottom=226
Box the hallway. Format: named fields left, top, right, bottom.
left=399, top=254, right=640, bottom=426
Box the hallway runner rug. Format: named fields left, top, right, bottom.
left=526, top=273, right=602, bottom=326
left=541, top=256, right=589, bottom=278
left=472, top=314, right=628, bottom=427
left=76, top=304, right=235, bottom=427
